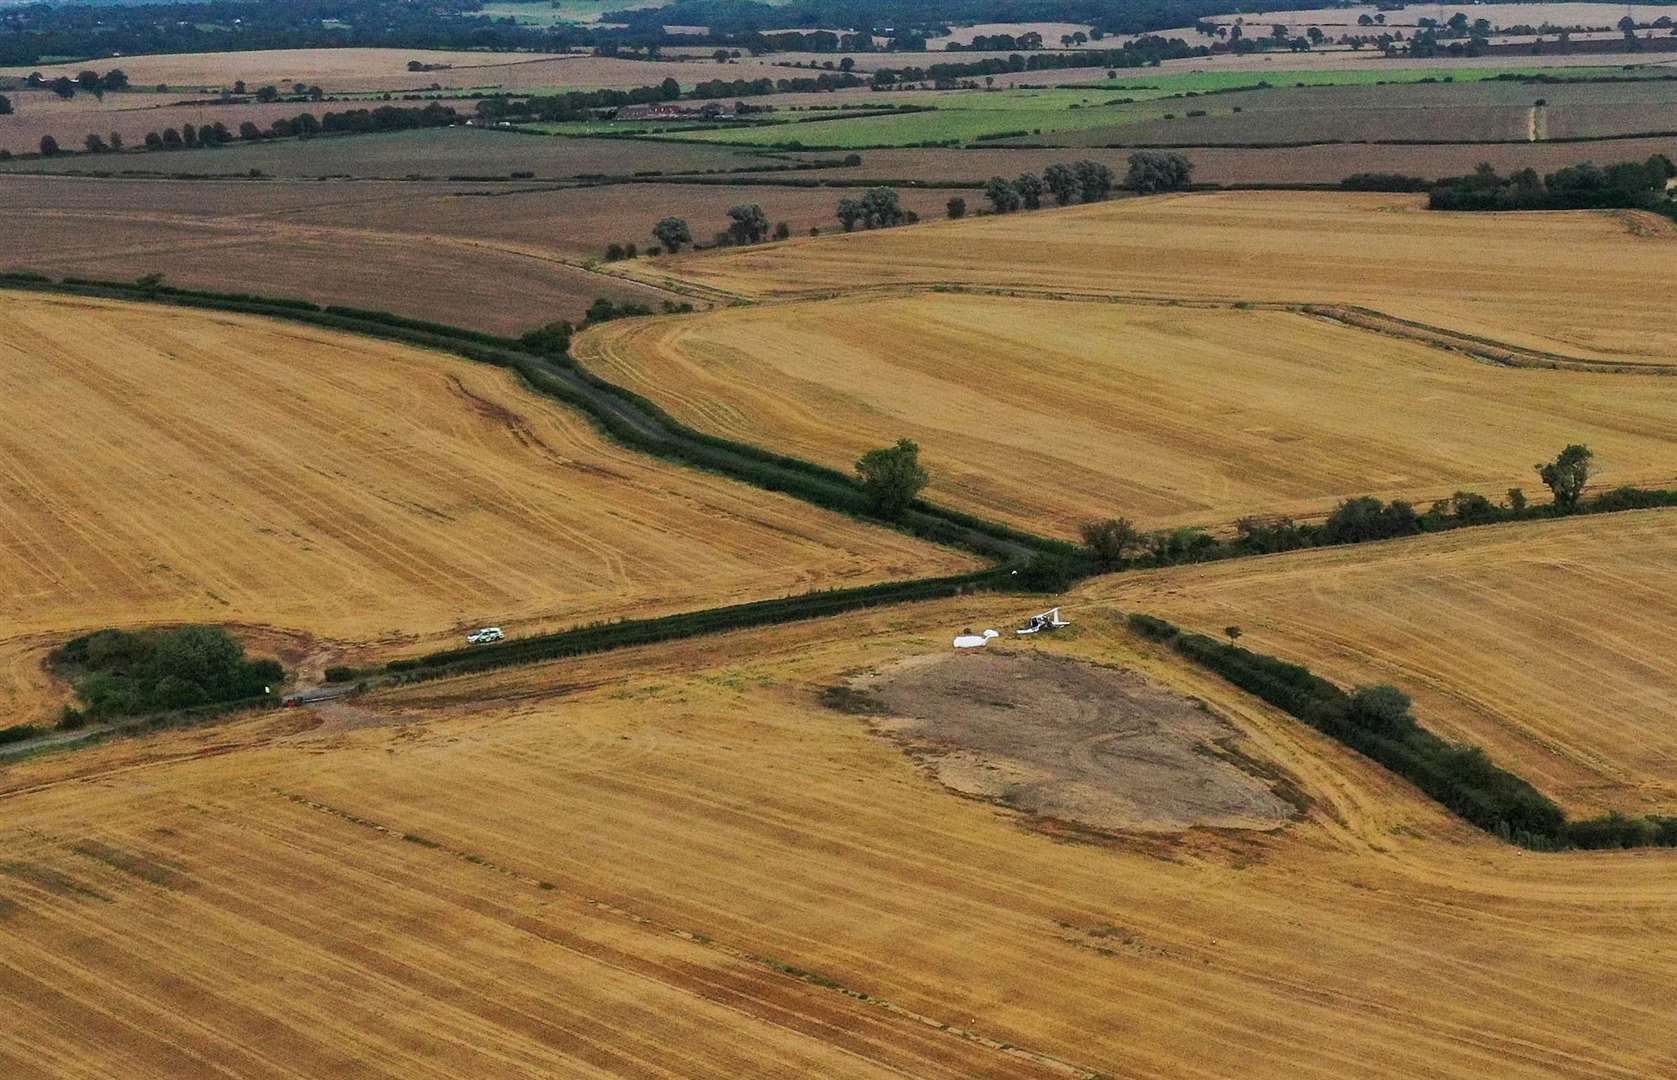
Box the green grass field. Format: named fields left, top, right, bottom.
left=1086, top=65, right=1640, bottom=94
left=643, top=65, right=1661, bottom=148
left=658, top=89, right=1181, bottom=148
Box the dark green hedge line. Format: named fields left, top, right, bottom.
left=1128, top=612, right=1677, bottom=851
left=539, top=350, right=1074, bottom=558
left=319, top=304, right=523, bottom=349
left=0, top=275, right=1056, bottom=565
left=387, top=568, right=1007, bottom=681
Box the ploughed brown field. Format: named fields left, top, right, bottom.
left=0, top=171, right=957, bottom=332
left=2, top=595, right=1673, bottom=1078
left=1090, top=511, right=1677, bottom=817
left=0, top=126, right=773, bottom=179
left=0, top=292, right=973, bottom=726
left=574, top=290, right=1677, bottom=535
left=620, top=190, right=1677, bottom=366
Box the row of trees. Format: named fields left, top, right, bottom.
left=1429, top=156, right=1676, bottom=213
left=981, top=153, right=1194, bottom=215
left=29, top=103, right=463, bottom=160
left=1079, top=445, right=1599, bottom=572
left=866, top=37, right=1208, bottom=87
left=20, top=67, right=129, bottom=99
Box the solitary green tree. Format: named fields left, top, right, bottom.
left=652, top=216, right=692, bottom=253
left=0, top=94, right=12, bottom=116
left=1535, top=444, right=1593, bottom=508
left=726, top=203, right=769, bottom=244
left=856, top=438, right=929, bottom=519
left=945, top=196, right=967, bottom=219
left=38, top=134, right=59, bottom=156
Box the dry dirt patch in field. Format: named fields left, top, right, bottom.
left=3, top=600, right=1675, bottom=1079
left=850, top=650, right=1296, bottom=833
left=621, top=190, right=1677, bottom=365
left=575, top=291, right=1677, bottom=535
left=1088, top=510, right=1677, bottom=817
left=0, top=291, right=972, bottom=724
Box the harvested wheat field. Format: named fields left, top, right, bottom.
left=576, top=291, right=1677, bottom=535
left=1, top=600, right=1674, bottom=1079
left=620, top=191, right=1677, bottom=366
left=1090, top=510, right=1677, bottom=817
left=0, top=291, right=972, bottom=724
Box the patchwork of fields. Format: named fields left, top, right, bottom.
left=4, top=31, right=1677, bottom=1078
left=622, top=190, right=1677, bottom=365
left=0, top=292, right=973, bottom=725
left=576, top=291, right=1677, bottom=535
left=1092, top=511, right=1677, bottom=817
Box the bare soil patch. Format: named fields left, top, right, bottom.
left=850, top=650, right=1296, bottom=834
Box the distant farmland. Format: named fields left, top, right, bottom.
left=0, top=125, right=774, bottom=177
left=0, top=173, right=964, bottom=330
left=622, top=190, right=1677, bottom=366
left=764, top=137, right=1677, bottom=185
left=1095, top=511, right=1677, bottom=816
left=0, top=292, right=973, bottom=725
left=577, top=291, right=1677, bottom=536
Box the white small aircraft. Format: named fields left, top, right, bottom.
left=1016, top=607, right=1070, bottom=635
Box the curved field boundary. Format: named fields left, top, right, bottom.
left=0, top=274, right=1064, bottom=565
left=1127, top=610, right=1677, bottom=852
left=598, top=269, right=1677, bottom=376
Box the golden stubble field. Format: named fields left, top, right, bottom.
left=576, top=291, right=1677, bottom=536
left=1, top=593, right=1673, bottom=1078
left=0, top=292, right=973, bottom=723
left=617, top=191, right=1677, bottom=366
left=1091, top=509, right=1677, bottom=817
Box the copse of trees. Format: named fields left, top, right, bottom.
left=1429, top=156, right=1676, bottom=213
left=52, top=626, right=283, bottom=721
left=835, top=187, right=914, bottom=231
left=1126, top=150, right=1195, bottom=194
